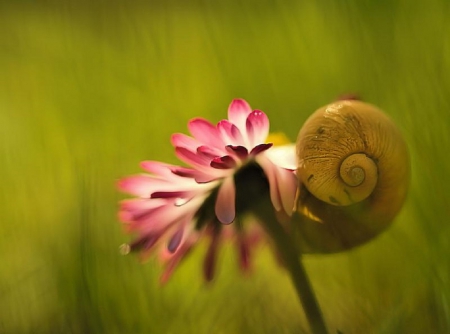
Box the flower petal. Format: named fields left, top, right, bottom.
left=129, top=198, right=197, bottom=235
left=118, top=175, right=166, bottom=197
left=119, top=198, right=166, bottom=223
left=249, top=143, right=273, bottom=156
left=264, top=144, right=297, bottom=170
left=120, top=198, right=166, bottom=212
left=197, top=145, right=221, bottom=159
left=217, top=120, right=245, bottom=146
left=129, top=235, right=159, bottom=253
left=160, top=236, right=197, bottom=284
left=171, top=133, right=200, bottom=151
left=274, top=167, right=297, bottom=216
left=203, top=229, right=221, bottom=281
left=169, top=166, right=218, bottom=183
left=167, top=228, right=184, bottom=253
left=215, top=176, right=236, bottom=224
left=237, top=235, right=250, bottom=272
left=256, top=154, right=297, bottom=216
left=127, top=204, right=174, bottom=232
left=188, top=118, right=224, bottom=148
left=140, top=161, right=173, bottom=177
left=226, top=145, right=248, bottom=160
left=194, top=174, right=222, bottom=184
left=119, top=172, right=205, bottom=198
left=256, top=156, right=282, bottom=211
left=246, top=110, right=269, bottom=147
left=151, top=190, right=191, bottom=199
left=210, top=155, right=237, bottom=169
left=228, top=99, right=252, bottom=135
left=175, top=147, right=213, bottom=167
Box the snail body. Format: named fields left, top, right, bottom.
left=294, top=100, right=409, bottom=253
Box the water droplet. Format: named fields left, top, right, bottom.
left=175, top=197, right=191, bottom=206
left=119, top=244, right=130, bottom=255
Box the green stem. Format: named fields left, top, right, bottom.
left=233, top=163, right=328, bottom=333
left=255, top=203, right=329, bottom=334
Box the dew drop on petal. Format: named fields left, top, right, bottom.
left=119, top=244, right=131, bottom=255
left=174, top=197, right=189, bottom=206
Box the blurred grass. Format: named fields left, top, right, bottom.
left=1, top=0, right=450, bottom=333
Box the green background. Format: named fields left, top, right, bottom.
left=1, top=1, right=449, bottom=333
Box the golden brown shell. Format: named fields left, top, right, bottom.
left=293, top=100, right=410, bottom=253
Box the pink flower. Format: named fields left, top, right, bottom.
left=118, top=99, right=297, bottom=282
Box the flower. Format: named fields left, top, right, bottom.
left=118, top=99, right=297, bottom=282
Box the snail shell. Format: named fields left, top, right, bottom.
left=293, top=100, right=409, bottom=253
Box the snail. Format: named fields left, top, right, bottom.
left=292, top=100, right=410, bottom=253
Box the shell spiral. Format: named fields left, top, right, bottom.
left=294, top=100, right=409, bottom=253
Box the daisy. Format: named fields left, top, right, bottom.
left=118, top=99, right=297, bottom=282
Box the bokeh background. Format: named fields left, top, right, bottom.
left=1, top=0, right=449, bottom=333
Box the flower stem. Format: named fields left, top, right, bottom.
left=254, top=201, right=329, bottom=334
left=234, top=164, right=328, bottom=333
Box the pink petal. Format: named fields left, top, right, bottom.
left=175, top=148, right=229, bottom=181
left=226, top=145, right=248, bottom=160
left=129, top=235, right=159, bottom=252
left=249, top=143, right=273, bottom=156
left=119, top=198, right=167, bottom=223
left=246, top=110, right=269, bottom=147
left=194, top=174, right=222, bottom=184
left=117, top=175, right=165, bottom=197
left=210, top=156, right=237, bottom=169
left=171, top=133, right=200, bottom=151
left=160, top=257, right=181, bottom=284
left=169, top=166, right=217, bottom=183
left=197, top=145, right=221, bottom=159
left=256, top=155, right=297, bottom=216
left=274, top=167, right=297, bottom=216
left=215, top=176, right=236, bottom=224
left=217, top=120, right=245, bottom=146
left=160, top=240, right=195, bottom=284
left=120, top=198, right=166, bottom=212
left=227, top=99, right=252, bottom=136
left=130, top=201, right=195, bottom=235
left=127, top=205, right=173, bottom=232
left=175, top=147, right=212, bottom=167
left=151, top=190, right=191, bottom=199
left=118, top=210, right=134, bottom=223
left=119, top=173, right=203, bottom=198
left=256, top=156, right=282, bottom=211
left=169, top=166, right=201, bottom=178
left=188, top=118, right=224, bottom=148
left=169, top=166, right=198, bottom=177
left=140, top=161, right=173, bottom=176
